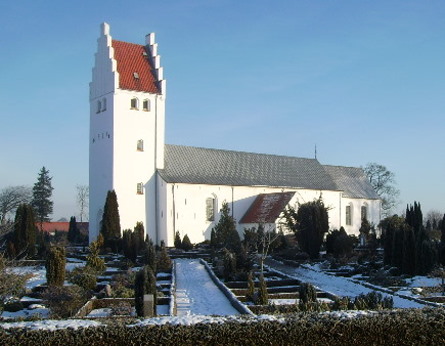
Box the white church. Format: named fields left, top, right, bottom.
left=89, top=23, right=381, bottom=246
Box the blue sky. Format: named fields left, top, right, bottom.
left=1, top=1, right=444, bottom=221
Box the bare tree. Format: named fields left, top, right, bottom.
left=0, top=186, right=32, bottom=225
left=257, top=224, right=280, bottom=275
left=426, top=210, right=443, bottom=230
left=76, top=185, right=89, bottom=222
left=363, top=163, right=400, bottom=217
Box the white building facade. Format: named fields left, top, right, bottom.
left=89, top=24, right=381, bottom=246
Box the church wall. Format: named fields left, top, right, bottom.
left=158, top=182, right=346, bottom=246
left=341, top=197, right=381, bottom=236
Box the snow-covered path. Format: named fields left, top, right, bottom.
left=266, top=258, right=424, bottom=309
left=175, top=259, right=240, bottom=316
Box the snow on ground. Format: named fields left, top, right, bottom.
left=265, top=259, right=424, bottom=309
left=1, top=307, right=50, bottom=320
left=175, top=258, right=240, bottom=316
left=0, top=319, right=102, bottom=331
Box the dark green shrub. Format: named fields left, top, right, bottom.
left=42, top=285, right=87, bottom=318
left=299, top=283, right=317, bottom=304
left=142, top=238, right=157, bottom=272
left=246, top=271, right=255, bottom=302
left=134, top=266, right=157, bottom=316
left=69, top=267, right=97, bottom=291
left=181, top=234, right=193, bottom=251
left=174, top=231, right=182, bottom=249
left=157, top=244, right=172, bottom=273
left=256, top=274, right=268, bottom=305
left=46, top=246, right=66, bottom=287
left=223, top=248, right=236, bottom=281
left=86, top=239, right=106, bottom=274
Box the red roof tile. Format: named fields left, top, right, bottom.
left=239, top=192, right=295, bottom=224
left=37, top=222, right=89, bottom=233
left=112, top=40, right=160, bottom=93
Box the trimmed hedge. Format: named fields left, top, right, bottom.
left=1, top=308, right=445, bottom=345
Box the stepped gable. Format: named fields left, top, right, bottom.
left=239, top=192, right=296, bottom=224
left=159, top=144, right=338, bottom=191
left=112, top=40, right=160, bottom=93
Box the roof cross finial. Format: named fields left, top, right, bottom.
left=315, top=144, right=317, bottom=160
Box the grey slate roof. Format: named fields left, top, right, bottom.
left=159, top=144, right=338, bottom=191
left=323, top=165, right=380, bottom=199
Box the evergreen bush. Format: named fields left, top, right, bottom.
left=174, top=231, right=182, bottom=249
left=157, top=244, right=172, bottom=273
left=142, top=237, right=157, bottom=272
left=181, top=234, right=193, bottom=251
left=86, top=239, right=106, bottom=274
left=298, top=283, right=317, bottom=304
left=134, top=266, right=157, bottom=316
left=256, top=274, right=268, bottom=305
left=46, top=246, right=66, bottom=287
left=223, top=248, right=237, bottom=281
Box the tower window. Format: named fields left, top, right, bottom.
left=137, top=183, right=144, bottom=195
left=137, top=139, right=144, bottom=151
left=96, top=100, right=101, bottom=113
left=143, top=99, right=150, bottom=111
left=102, top=97, right=107, bottom=111
left=131, top=97, right=139, bottom=110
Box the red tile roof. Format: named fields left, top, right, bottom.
left=239, top=192, right=295, bottom=224
left=37, top=222, right=89, bottom=233
left=112, top=40, right=160, bottom=93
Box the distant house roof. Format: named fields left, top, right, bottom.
left=38, top=222, right=89, bottom=233
left=112, top=40, right=160, bottom=93
left=323, top=165, right=380, bottom=199
left=160, top=144, right=338, bottom=191
left=240, top=192, right=295, bottom=224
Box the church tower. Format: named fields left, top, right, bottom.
left=89, top=23, right=166, bottom=242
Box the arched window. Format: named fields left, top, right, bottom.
left=206, top=197, right=215, bottom=221
left=130, top=97, right=139, bottom=110
left=361, top=204, right=368, bottom=221
left=102, top=97, right=107, bottom=111
left=143, top=99, right=150, bottom=111
left=346, top=204, right=352, bottom=226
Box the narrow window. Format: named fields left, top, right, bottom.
left=143, top=99, right=150, bottom=111
left=361, top=205, right=367, bottom=221
left=131, top=97, right=139, bottom=110
left=137, top=139, right=144, bottom=151
left=206, top=198, right=215, bottom=221
left=345, top=205, right=352, bottom=226
left=137, top=182, right=144, bottom=195
left=96, top=100, right=101, bottom=113
left=102, top=97, right=107, bottom=111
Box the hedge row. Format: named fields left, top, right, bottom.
left=1, top=308, right=445, bottom=345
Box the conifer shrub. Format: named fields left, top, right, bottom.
left=142, top=238, right=157, bottom=272
left=298, top=283, right=317, bottom=304
left=69, top=267, right=97, bottom=291
left=256, top=274, right=268, bottom=305
left=223, top=248, right=237, bottom=281
left=157, top=243, right=172, bottom=273
left=246, top=271, right=255, bottom=303
left=86, top=239, right=106, bottom=274
left=181, top=234, right=193, bottom=251
left=174, top=231, right=182, bottom=249
left=46, top=246, right=66, bottom=287
left=134, top=265, right=157, bottom=316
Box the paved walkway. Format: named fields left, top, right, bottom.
left=265, top=258, right=425, bottom=309
left=175, top=258, right=240, bottom=316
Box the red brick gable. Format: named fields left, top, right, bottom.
left=240, top=192, right=295, bottom=224
left=112, top=40, right=160, bottom=93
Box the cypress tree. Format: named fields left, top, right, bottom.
left=67, top=216, right=79, bottom=243
left=142, top=237, right=156, bottom=272
left=157, top=243, right=172, bottom=273
left=134, top=222, right=145, bottom=254
left=100, top=190, right=121, bottom=251
left=256, top=274, right=268, bottom=305
left=31, top=167, right=54, bottom=228
left=212, top=202, right=241, bottom=252
left=13, top=204, right=37, bottom=258
left=46, top=246, right=66, bottom=287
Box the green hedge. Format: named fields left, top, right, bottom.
left=1, top=308, right=445, bottom=345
